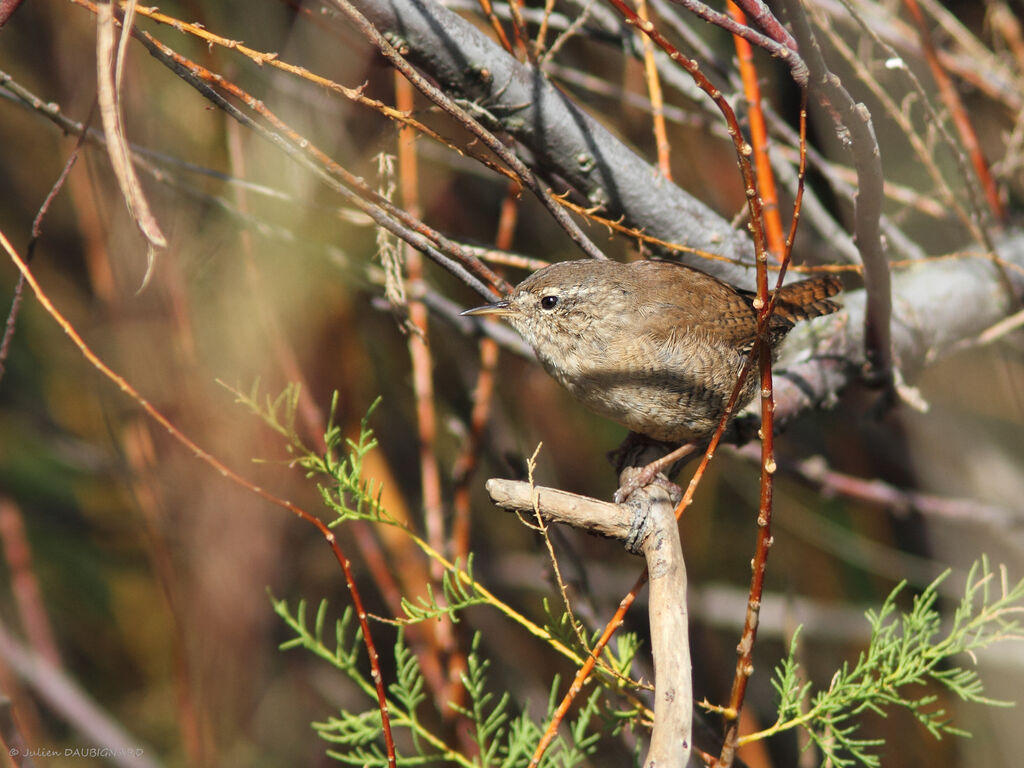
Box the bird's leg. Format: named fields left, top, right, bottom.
left=609, top=433, right=696, bottom=504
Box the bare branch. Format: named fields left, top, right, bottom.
left=0, top=619, right=160, bottom=768
left=781, top=0, right=892, bottom=388
left=343, top=0, right=759, bottom=284
left=486, top=477, right=692, bottom=766
left=665, top=0, right=807, bottom=85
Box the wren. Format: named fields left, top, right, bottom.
left=463, top=259, right=841, bottom=444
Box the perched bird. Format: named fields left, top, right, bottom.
left=463, top=259, right=841, bottom=443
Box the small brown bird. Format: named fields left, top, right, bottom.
left=463, top=259, right=841, bottom=444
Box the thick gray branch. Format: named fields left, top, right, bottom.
left=775, top=237, right=1024, bottom=424
left=781, top=0, right=892, bottom=385
left=347, top=0, right=758, bottom=285
left=346, top=0, right=1024, bottom=428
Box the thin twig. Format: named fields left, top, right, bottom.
left=0, top=228, right=398, bottom=768
left=393, top=74, right=463, bottom=717
left=729, top=1, right=784, bottom=259
left=717, top=62, right=811, bottom=768
left=664, top=0, right=808, bottom=85
left=504, top=0, right=536, bottom=63
left=70, top=0, right=508, bottom=300
left=329, top=0, right=609, bottom=263
left=782, top=0, right=892, bottom=389
left=719, top=92, right=808, bottom=768
left=394, top=77, right=445, bottom=581
left=637, top=0, right=673, bottom=179
left=475, top=0, right=515, bottom=53
left=0, top=99, right=92, bottom=384
left=532, top=0, right=560, bottom=59
left=0, top=499, right=61, bottom=667
left=902, top=0, right=1004, bottom=224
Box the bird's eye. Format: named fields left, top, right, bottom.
left=540, top=295, right=559, bottom=310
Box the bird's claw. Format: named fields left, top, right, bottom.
left=614, top=470, right=682, bottom=506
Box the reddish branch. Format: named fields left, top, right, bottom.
left=729, top=1, right=784, bottom=259
left=70, top=0, right=509, bottom=301
left=1, top=230, right=402, bottom=765
left=328, top=0, right=607, bottom=262
left=0, top=0, right=23, bottom=26
left=902, top=0, right=1005, bottom=224
left=781, top=0, right=892, bottom=389
left=665, top=0, right=807, bottom=84
left=525, top=0, right=807, bottom=761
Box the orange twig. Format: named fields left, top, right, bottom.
left=394, top=76, right=444, bottom=579
left=394, top=73, right=463, bottom=714
left=527, top=6, right=776, bottom=763
left=528, top=570, right=648, bottom=767
left=903, top=0, right=1005, bottom=224
left=475, top=0, right=514, bottom=54
left=718, top=96, right=809, bottom=768
left=533, top=0, right=558, bottom=59
left=452, top=180, right=519, bottom=560
left=728, top=1, right=784, bottom=259
left=0, top=229, right=398, bottom=768
left=555, top=197, right=859, bottom=274
left=505, top=0, right=536, bottom=63
left=637, top=0, right=672, bottom=180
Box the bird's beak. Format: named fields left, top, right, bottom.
left=461, top=299, right=511, bottom=317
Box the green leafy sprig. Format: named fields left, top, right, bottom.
left=757, top=557, right=1024, bottom=767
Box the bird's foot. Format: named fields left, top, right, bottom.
left=614, top=467, right=683, bottom=505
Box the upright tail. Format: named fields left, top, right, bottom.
left=773, top=274, right=843, bottom=323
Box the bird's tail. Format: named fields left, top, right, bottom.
left=773, top=275, right=843, bottom=323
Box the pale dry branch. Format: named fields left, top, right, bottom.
left=485, top=476, right=692, bottom=767
left=95, top=1, right=166, bottom=286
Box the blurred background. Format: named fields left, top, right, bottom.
left=0, top=1, right=1022, bottom=766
